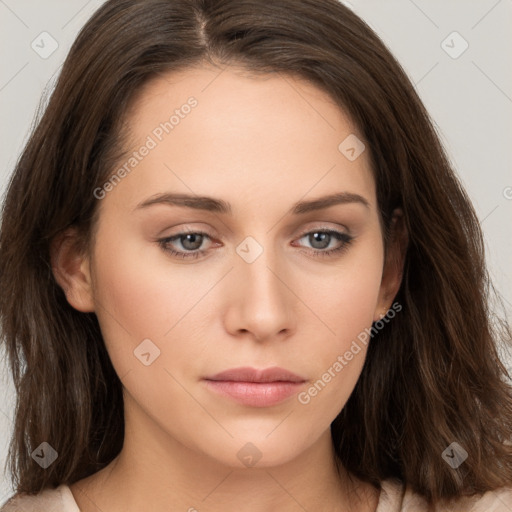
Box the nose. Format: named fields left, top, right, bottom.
left=223, top=243, right=297, bottom=343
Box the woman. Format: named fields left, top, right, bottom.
left=1, top=0, right=511, bottom=510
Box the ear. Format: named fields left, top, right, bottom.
left=50, top=228, right=95, bottom=313
left=373, top=208, right=408, bottom=321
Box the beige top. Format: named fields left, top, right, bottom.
left=1, top=479, right=512, bottom=511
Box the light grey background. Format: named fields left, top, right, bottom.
left=1, top=0, right=511, bottom=500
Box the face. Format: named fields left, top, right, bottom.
left=57, top=64, right=398, bottom=469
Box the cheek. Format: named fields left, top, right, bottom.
left=90, top=229, right=221, bottom=378
left=89, top=233, right=177, bottom=362
left=296, top=244, right=383, bottom=411
left=307, top=243, right=384, bottom=346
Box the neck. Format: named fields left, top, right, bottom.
left=70, top=394, right=379, bottom=512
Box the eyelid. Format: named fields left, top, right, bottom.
left=159, top=222, right=350, bottom=243
left=295, top=223, right=350, bottom=236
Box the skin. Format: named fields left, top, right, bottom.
left=52, top=64, right=406, bottom=512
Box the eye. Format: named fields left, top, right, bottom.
left=157, top=228, right=354, bottom=260
left=293, top=229, right=354, bottom=258
left=158, top=230, right=213, bottom=260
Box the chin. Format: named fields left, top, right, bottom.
left=197, top=430, right=315, bottom=470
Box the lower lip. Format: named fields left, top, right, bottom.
left=204, top=380, right=305, bottom=407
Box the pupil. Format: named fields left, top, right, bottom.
left=311, top=232, right=329, bottom=249
left=183, top=234, right=202, bottom=250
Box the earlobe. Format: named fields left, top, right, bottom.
left=373, top=208, right=408, bottom=322
left=50, top=228, right=95, bottom=313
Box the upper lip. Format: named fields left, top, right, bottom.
left=204, top=366, right=306, bottom=383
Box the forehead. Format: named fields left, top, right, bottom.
left=102, top=64, right=377, bottom=218
left=129, top=64, right=359, bottom=145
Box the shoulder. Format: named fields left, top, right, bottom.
left=443, top=485, right=512, bottom=512
left=0, top=485, right=79, bottom=512
left=378, top=478, right=512, bottom=511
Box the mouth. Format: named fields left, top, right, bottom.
left=203, top=366, right=307, bottom=407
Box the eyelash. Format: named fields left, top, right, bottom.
left=157, top=228, right=354, bottom=260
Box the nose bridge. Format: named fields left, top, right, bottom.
left=237, top=234, right=286, bottom=304
left=227, top=233, right=295, bottom=339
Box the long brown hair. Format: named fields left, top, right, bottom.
left=1, top=0, right=511, bottom=504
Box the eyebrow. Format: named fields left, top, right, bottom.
left=134, top=191, right=370, bottom=215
